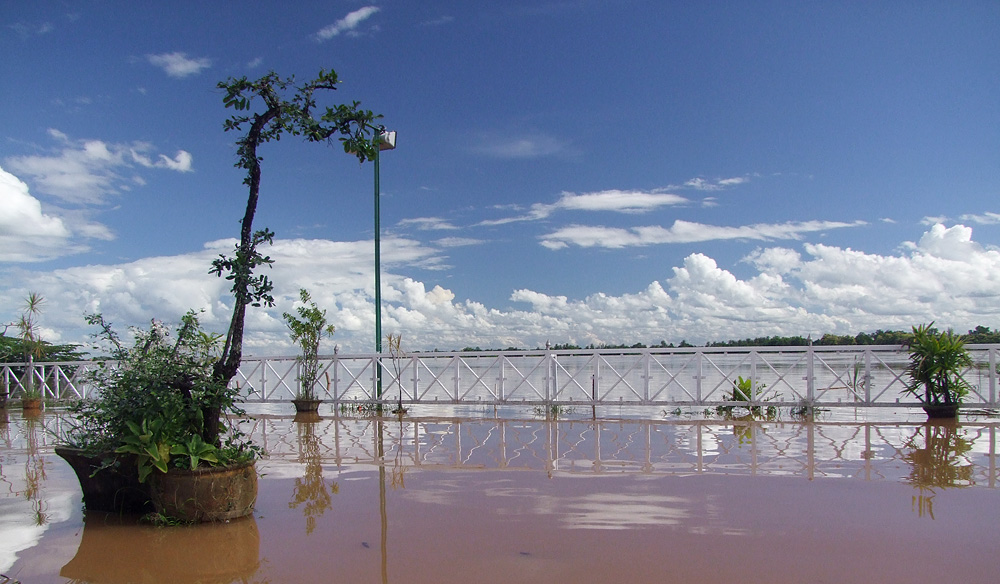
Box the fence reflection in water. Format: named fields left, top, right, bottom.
left=0, top=410, right=1000, bottom=582
left=5, top=411, right=998, bottom=489
left=244, top=413, right=999, bottom=488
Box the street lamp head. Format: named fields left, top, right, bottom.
left=377, top=130, right=396, bottom=151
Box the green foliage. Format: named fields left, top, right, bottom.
left=282, top=289, right=335, bottom=400
left=962, top=325, right=1000, bottom=344
left=210, top=228, right=276, bottom=309
left=716, top=376, right=777, bottom=419
left=532, top=404, right=574, bottom=419
left=66, top=312, right=258, bottom=480
left=170, top=434, right=220, bottom=472
left=2, top=293, right=47, bottom=397
left=0, top=336, right=85, bottom=363
left=903, top=323, right=972, bottom=406
left=212, top=69, right=383, bottom=390
left=116, top=418, right=174, bottom=483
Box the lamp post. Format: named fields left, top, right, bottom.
left=373, top=129, right=396, bottom=400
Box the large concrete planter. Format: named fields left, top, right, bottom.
left=922, top=403, right=960, bottom=419
left=21, top=397, right=43, bottom=411
left=55, top=447, right=154, bottom=514
left=292, top=398, right=322, bottom=413
left=149, top=460, right=258, bottom=522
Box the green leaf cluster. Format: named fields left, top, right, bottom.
left=67, top=311, right=258, bottom=478
left=2, top=293, right=50, bottom=397
left=716, top=375, right=777, bottom=419
left=211, top=68, right=383, bottom=392
left=115, top=419, right=220, bottom=483
left=282, top=289, right=335, bottom=400
left=210, top=228, right=276, bottom=309
left=903, top=323, right=973, bottom=406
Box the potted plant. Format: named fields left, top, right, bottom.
left=4, top=293, right=46, bottom=411
left=58, top=311, right=261, bottom=521
left=283, top=289, right=335, bottom=413
left=902, top=323, right=972, bottom=419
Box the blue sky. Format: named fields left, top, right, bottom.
left=2, top=1, right=999, bottom=355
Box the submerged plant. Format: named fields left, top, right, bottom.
left=533, top=404, right=574, bottom=419
left=716, top=375, right=777, bottom=419
left=385, top=333, right=407, bottom=415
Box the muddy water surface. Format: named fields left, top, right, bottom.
left=1, top=408, right=998, bottom=583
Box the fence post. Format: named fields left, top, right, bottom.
left=499, top=356, right=506, bottom=402
left=545, top=346, right=553, bottom=403
left=806, top=346, right=815, bottom=404
left=259, top=360, right=268, bottom=402
left=750, top=350, right=758, bottom=402
left=990, top=347, right=997, bottom=407
left=592, top=356, right=600, bottom=406
left=410, top=354, right=417, bottom=404
left=864, top=348, right=872, bottom=405
left=643, top=351, right=650, bottom=404
left=331, top=352, right=339, bottom=402
left=453, top=355, right=461, bottom=403
left=695, top=350, right=703, bottom=404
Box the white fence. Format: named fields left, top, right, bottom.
left=235, top=345, right=1000, bottom=408
left=222, top=344, right=1000, bottom=408
left=5, top=345, right=1000, bottom=409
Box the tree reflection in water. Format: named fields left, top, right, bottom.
left=22, top=412, right=47, bottom=526
left=289, top=413, right=338, bottom=534
left=903, top=420, right=974, bottom=519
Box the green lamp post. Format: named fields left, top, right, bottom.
left=373, top=129, right=396, bottom=400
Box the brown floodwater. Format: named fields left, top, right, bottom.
left=1, top=406, right=998, bottom=583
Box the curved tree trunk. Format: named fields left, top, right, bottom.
left=209, top=107, right=277, bottom=445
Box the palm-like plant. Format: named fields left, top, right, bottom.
left=17, top=293, right=45, bottom=398
left=903, top=323, right=972, bottom=407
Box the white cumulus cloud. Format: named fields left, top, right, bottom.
left=482, top=189, right=689, bottom=226
left=316, top=6, right=381, bottom=40
left=0, top=165, right=112, bottom=262
left=4, top=225, right=1000, bottom=354
left=146, top=52, right=211, bottom=77
left=4, top=130, right=193, bottom=204
left=540, top=219, right=866, bottom=250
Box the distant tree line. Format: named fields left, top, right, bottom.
left=0, top=335, right=87, bottom=363
left=457, top=325, right=1000, bottom=352
left=3, top=325, right=1000, bottom=361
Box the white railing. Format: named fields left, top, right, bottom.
left=1, top=361, right=101, bottom=401
left=233, top=345, right=1000, bottom=409
left=5, top=345, right=1000, bottom=409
